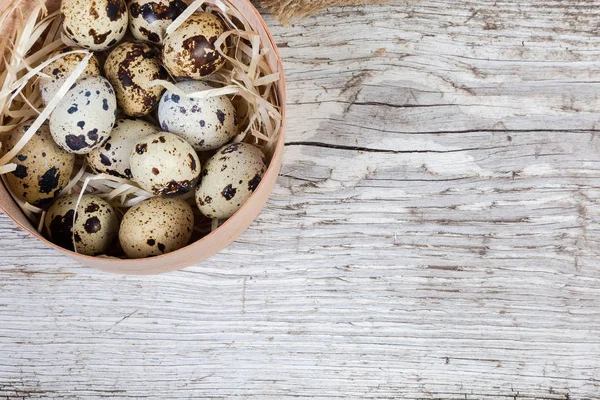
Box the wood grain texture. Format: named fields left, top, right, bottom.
left=2, top=0, right=600, bottom=398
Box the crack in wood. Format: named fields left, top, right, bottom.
left=286, top=141, right=505, bottom=154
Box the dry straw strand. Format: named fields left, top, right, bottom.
left=260, top=0, right=390, bottom=24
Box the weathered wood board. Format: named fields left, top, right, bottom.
left=1, top=0, right=599, bottom=398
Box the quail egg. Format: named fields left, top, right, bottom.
left=39, top=47, right=101, bottom=106
left=49, top=76, right=117, bottom=154
left=196, top=142, right=266, bottom=219
left=129, top=132, right=200, bottom=197
left=157, top=80, right=238, bottom=151
left=87, top=118, right=159, bottom=179
left=119, top=196, right=194, bottom=258
left=4, top=123, right=75, bottom=207
left=104, top=42, right=168, bottom=117
left=129, top=0, right=187, bottom=44
left=162, top=11, right=227, bottom=79
left=61, top=0, right=128, bottom=51
left=44, top=194, right=119, bottom=256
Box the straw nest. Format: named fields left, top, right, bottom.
left=0, top=0, right=282, bottom=251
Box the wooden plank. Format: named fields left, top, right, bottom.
left=1, top=0, right=600, bottom=398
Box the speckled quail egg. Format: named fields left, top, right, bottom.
left=104, top=42, right=168, bottom=117
left=129, top=132, right=200, bottom=197
left=196, top=142, right=266, bottom=219
left=39, top=47, right=101, bottom=106
left=119, top=197, right=193, bottom=258
left=162, top=11, right=227, bottom=79
left=87, top=118, right=159, bottom=179
left=3, top=124, right=75, bottom=207
left=158, top=81, right=238, bottom=151
left=129, top=0, right=187, bottom=44
left=44, top=194, right=119, bottom=256
left=49, top=76, right=117, bottom=154
left=61, top=0, right=128, bottom=51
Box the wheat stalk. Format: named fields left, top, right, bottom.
left=260, top=0, right=390, bottom=24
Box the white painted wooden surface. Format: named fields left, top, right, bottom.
left=2, top=0, right=600, bottom=398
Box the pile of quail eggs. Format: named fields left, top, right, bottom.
left=3, top=0, right=269, bottom=258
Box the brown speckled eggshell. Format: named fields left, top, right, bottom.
left=87, top=118, right=159, bottom=179
left=129, top=0, right=187, bottom=44
left=44, top=194, right=119, bottom=256
left=195, top=142, right=266, bottom=219
left=157, top=80, right=238, bottom=151
left=39, top=47, right=101, bottom=106
left=119, top=197, right=194, bottom=258
left=49, top=76, right=117, bottom=154
left=4, top=124, right=75, bottom=208
left=129, top=132, right=201, bottom=197
left=61, top=0, right=128, bottom=51
left=161, top=12, right=227, bottom=80
left=104, top=42, right=168, bottom=117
